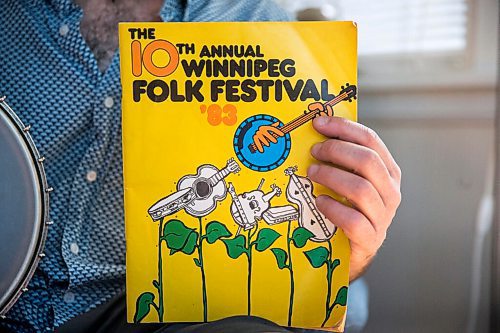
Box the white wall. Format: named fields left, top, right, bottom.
left=361, top=117, right=494, bottom=333
left=358, top=1, right=498, bottom=331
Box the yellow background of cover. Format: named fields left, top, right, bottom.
left=119, top=22, right=357, bottom=331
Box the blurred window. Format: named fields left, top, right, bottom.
left=274, top=0, right=497, bottom=119
left=275, top=0, right=468, bottom=57
left=338, top=0, right=468, bottom=56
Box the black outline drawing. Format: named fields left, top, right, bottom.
left=228, top=179, right=282, bottom=232
left=285, top=166, right=336, bottom=242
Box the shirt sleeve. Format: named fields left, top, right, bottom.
left=181, top=0, right=292, bottom=22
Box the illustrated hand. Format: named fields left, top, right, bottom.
left=308, top=116, right=401, bottom=281
left=308, top=102, right=334, bottom=117
left=252, top=121, right=284, bottom=153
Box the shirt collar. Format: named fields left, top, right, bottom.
left=160, top=0, right=186, bottom=22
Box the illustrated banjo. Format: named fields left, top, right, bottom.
left=233, top=83, right=357, bottom=172
left=0, top=96, right=51, bottom=317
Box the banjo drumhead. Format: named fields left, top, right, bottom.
left=0, top=97, right=49, bottom=316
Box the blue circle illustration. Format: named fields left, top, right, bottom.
left=233, top=114, right=291, bottom=172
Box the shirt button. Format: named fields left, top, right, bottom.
left=86, top=170, right=98, bottom=183
left=63, top=292, right=75, bottom=303
left=59, top=24, right=69, bottom=36
left=70, top=242, right=79, bottom=255
left=104, top=96, right=114, bottom=108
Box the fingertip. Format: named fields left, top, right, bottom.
left=315, top=195, right=349, bottom=230
left=316, top=194, right=330, bottom=207
left=307, top=163, right=320, bottom=178
left=315, top=195, right=338, bottom=219
left=310, top=142, right=321, bottom=157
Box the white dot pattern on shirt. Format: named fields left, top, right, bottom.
left=59, top=24, right=69, bottom=36
left=63, top=292, right=75, bottom=303
left=104, top=96, right=114, bottom=108
left=86, top=170, right=97, bottom=182
left=70, top=243, right=79, bottom=255
left=0, top=1, right=291, bottom=332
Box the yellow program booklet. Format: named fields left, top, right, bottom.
left=119, top=21, right=357, bottom=332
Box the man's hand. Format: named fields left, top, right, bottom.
left=307, top=116, right=401, bottom=282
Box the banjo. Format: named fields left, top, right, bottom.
left=233, top=84, right=357, bottom=172
left=0, top=96, right=51, bottom=317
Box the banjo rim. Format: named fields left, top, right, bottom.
left=0, top=96, right=50, bottom=317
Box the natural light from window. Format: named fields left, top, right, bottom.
left=276, top=0, right=468, bottom=56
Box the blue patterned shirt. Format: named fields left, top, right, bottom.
left=0, top=1, right=289, bottom=332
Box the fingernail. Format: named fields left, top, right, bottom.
left=313, top=116, right=329, bottom=127
left=307, top=164, right=319, bottom=177
left=310, top=143, right=321, bottom=156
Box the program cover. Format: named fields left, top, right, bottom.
left=119, top=21, right=357, bottom=331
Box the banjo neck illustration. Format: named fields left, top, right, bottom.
left=248, top=83, right=357, bottom=154
left=228, top=179, right=281, bottom=232
left=285, top=166, right=336, bottom=242
left=233, top=84, right=357, bottom=172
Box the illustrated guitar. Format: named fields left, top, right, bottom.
left=285, top=166, right=336, bottom=242
left=176, top=158, right=240, bottom=217
left=233, top=84, right=357, bottom=172
left=228, top=179, right=281, bottom=232
left=148, top=158, right=240, bottom=219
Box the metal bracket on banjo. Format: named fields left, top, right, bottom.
left=0, top=96, right=52, bottom=317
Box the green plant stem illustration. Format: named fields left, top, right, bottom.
left=322, top=241, right=334, bottom=327
left=246, top=226, right=257, bottom=315
left=133, top=217, right=165, bottom=323
left=271, top=225, right=313, bottom=326
left=197, top=217, right=208, bottom=322
left=223, top=225, right=280, bottom=316
left=304, top=240, right=345, bottom=327
left=161, top=218, right=231, bottom=322
left=286, top=221, right=294, bottom=326
left=157, top=217, right=165, bottom=321
left=135, top=217, right=232, bottom=323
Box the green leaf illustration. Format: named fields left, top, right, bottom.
left=193, top=257, right=202, bottom=267
left=152, top=280, right=159, bottom=290
left=222, top=235, right=248, bottom=259
left=205, top=221, right=232, bottom=244
left=133, top=292, right=155, bottom=323
left=330, top=258, right=341, bottom=271
left=291, top=227, right=314, bottom=248
left=304, top=246, right=330, bottom=268
left=271, top=248, right=288, bottom=269
left=254, top=228, right=281, bottom=252
left=181, top=231, right=198, bottom=255
left=333, top=286, right=348, bottom=307
left=162, top=219, right=196, bottom=251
